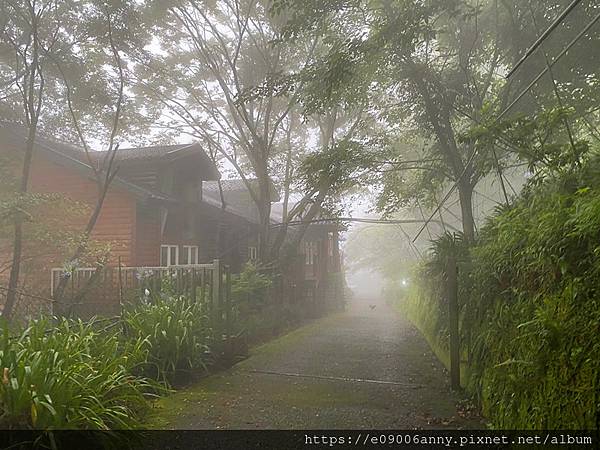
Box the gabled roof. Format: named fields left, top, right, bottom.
left=0, top=123, right=179, bottom=203
left=202, top=179, right=281, bottom=201
left=0, top=122, right=224, bottom=200
left=0, top=121, right=219, bottom=176
left=108, top=143, right=220, bottom=178
left=111, top=144, right=188, bottom=161
left=202, top=179, right=282, bottom=225
left=202, top=180, right=261, bottom=224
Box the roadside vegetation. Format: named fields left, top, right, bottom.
left=2, top=0, right=599, bottom=434
left=0, top=263, right=313, bottom=432
left=389, top=148, right=600, bottom=429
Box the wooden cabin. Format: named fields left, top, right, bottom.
left=0, top=125, right=255, bottom=284
left=0, top=123, right=344, bottom=315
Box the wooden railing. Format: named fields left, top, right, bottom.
left=49, top=260, right=232, bottom=336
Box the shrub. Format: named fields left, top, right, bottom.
left=463, top=184, right=600, bottom=429
left=231, top=262, right=272, bottom=307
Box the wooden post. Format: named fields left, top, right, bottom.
left=447, top=254, right=460, bottom=390
left=225, top=267, right=231, bottom=336
left=212, top=259, right=221, bottom=339
left=191, top=269, right=197, bottom=304
left=118, top=256, right=124, bottom=319
left=224, top=266, right=232, bottom=360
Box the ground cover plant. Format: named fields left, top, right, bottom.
left=0, top=290, right=214, bottom=431
left=0, top=270, right=304, bottom=432
left=123, top=295, right=212, bottom=384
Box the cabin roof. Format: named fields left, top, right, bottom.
left=202, top=180, right=262, bottom=225
left=1, top=123, right=341, bottom=230
left=0, top=124, right=179, bottom=202
left=0, top=122, right=219, bottom=178
left=202, top=179, right=281, bottom=201
left=105, top=143, right=220, bottom=179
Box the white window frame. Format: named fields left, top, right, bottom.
left=305, top=241, right=317, bottom=265
left=160, top=244, right=179, bottom=267
left=248, top=246, right=258, bottom=261
left=327, top=232, right=335, bottom=257
left=182, top=245, right=199, bottom=265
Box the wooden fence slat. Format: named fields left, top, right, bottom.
left=49, top=263, right=232, bottom=331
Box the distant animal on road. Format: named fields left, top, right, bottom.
left=369, top=304, right=376, bottom=310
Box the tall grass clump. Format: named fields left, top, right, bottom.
left=123, top=295, right=211, bottom=384
left=0, top=318, right=155, bottom=430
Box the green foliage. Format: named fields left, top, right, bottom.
left=231, top=263, right=273, bottom=306
left=298, top=136, right=380, bottom=198
left=424, top=232, right=470, bottom=276
left=123, top=296, right=211, bottom=385
left=230, top=264, right=309, bottom=342
left=463, top=168, right=600, bottom=428
left=0, top=0, right=152, bottom=140
left=399, top=154, right=600, bottom=429
left=0, top=291, right=217, bottom=431
left=466, top=107, right=592, bottom=184
left=0, top=318, right=155, bottom=430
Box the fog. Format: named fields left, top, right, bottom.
left=346, top=268, right=386, bottom=299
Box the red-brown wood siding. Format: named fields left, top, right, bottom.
left=29, top=155, right=137, bottom=267
left=135, top=204, right=161, bottom=266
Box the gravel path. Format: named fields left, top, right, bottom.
left=148, top=295, right=482, bottom=429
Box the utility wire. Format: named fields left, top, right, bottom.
left=412, top=148, right=478, bottom=242
left=499, top=10, right=600, bottom=121
left=506, top=0, right=583, bottom=78
left=271, top=217, right=461, bottom=233
left=412, top=10, right=600, bottom=243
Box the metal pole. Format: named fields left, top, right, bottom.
left=506, top=0, right=583, bottom=78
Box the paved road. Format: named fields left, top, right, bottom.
left=148, top=295, right=481, bottom=429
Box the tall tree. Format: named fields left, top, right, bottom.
left=135, top=0, right=376, bottom=263
left=1, top=0, right=54, bottom=319
left=268, top=0, right=599, bottom=241
left=0, top=0, right=147, bottom=318
left=135, top=0, right=307, bottom=259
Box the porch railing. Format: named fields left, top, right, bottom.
left=49, top=260, right=232, bottom=336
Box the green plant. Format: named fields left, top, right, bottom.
left=396, top=158, right=600, bottom=429
left=0, top=318, right=156, bottom=430
left=123, top=295, right=211, bottom=384
left=231, top=262, right=272, bottom=306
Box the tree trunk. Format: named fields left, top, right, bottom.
left=3, top=124, right=38, bottom=320
left=52, top=158, right=119, bottom=304
left=457, top=179, right=475, bottom=242
left=256, top=169, right=272, bottom=263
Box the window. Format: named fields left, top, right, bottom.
left=160, top=245, right=179, bottom=267
left=327, top=232, right=335, bottom=257
left=182, top=245, right=199, bottom=265
left=248, top=246, right=258, bottom=261
left=305, top=241, right=317, bottom=265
